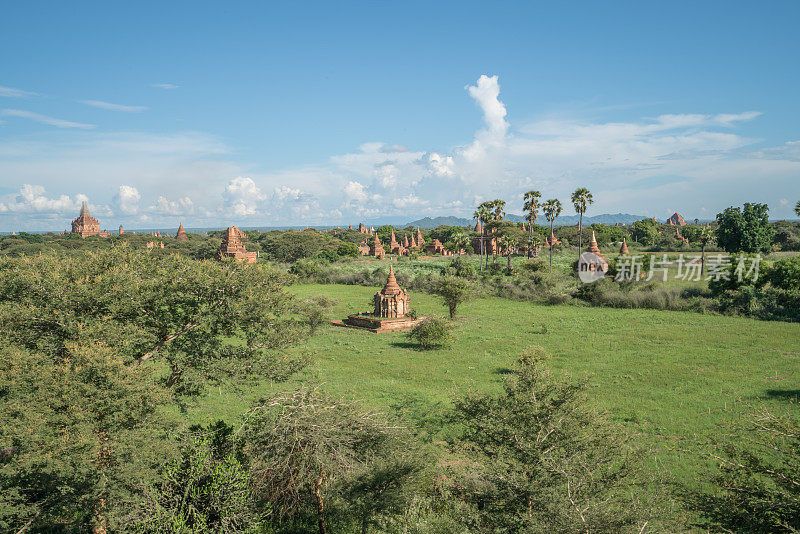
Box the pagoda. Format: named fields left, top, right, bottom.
left=369, top=233, right=386, bottom=258
left=333, top=266, right=424, bottom=332
left=217, top=226, right=257, bottom=263
left=71, top=201, right=110, bottom=238
left=175, top=222, right=188, bottom=242
left=619, top=237, right=630, bottom=255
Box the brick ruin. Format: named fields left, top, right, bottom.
left=619, top=237, right=629, bottom=254
left=666, top=212, right=687, bottom=226
left=217, top=226, right=258, bottom=263
left=71, top=201, right=110, bottom=238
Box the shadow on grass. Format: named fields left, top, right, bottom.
left=389, top=341, right=450, bottom=351
left=493, top=367, right=513, bottom=375
left=763, top=389, right=800, bottom=401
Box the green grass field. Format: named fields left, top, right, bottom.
left=190, top=282, right=800, bottom=494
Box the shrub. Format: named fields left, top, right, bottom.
left=761, top=254, right=800, bottom=291
left=522, top=258, right=547, bottom=272
left=441, top=257, right=476, bottom=279
left=289, top=259, right=323, bottom=279
left=336, top=242, right=360, bottom=257
left=427, top=275, right=472, bottom=318
left=315, top=249, right=340, bottom=263
left=407, top=317, right=452, bottom=350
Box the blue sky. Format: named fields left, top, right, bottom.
left=1, top=0, right=799, bottom=230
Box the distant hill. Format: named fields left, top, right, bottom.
left=405, top=213, right=649, bottom=228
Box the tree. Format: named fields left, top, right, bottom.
left=523, top=190, right=541, bottom=258
left=630, top=218, right=659, bottom=246
left=571, top=187, right=593, bottom=257
left=445, top=228, right=470, bottom=255
left=796, top=200, right=800, bottom=217
left=0, top=343, right=174, bottom=532
left=688, top=402, right=800, bottom=533
left=473, top=202, right=493, bottom=272
left=487, top=199, right=507, bottom=265
left=451, top=347, right=651, bottom=532
left=428, top=275, right=472, bottom=318
left=497, top=223, right=526, bottom=270
left=715, top=203, right=774, bottom=253
left=0, top=247, right=312, bottom=397
left=542, top=198, right=563, bottom=268
left=242, top=388, right=408, bottom=534
left=699, top=225, right=714, bottom=275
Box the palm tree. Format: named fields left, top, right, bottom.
left=795, top=200, right=800, bottom=217
left=699, top=225, right=713, bottom=275
left=570, top=187, right=593, bottom=257
left=488, top=199, right=506, bottom=265
left=473, top=202, right=492, bottom=272
left=523, top=190, right=541, bottom=258
left=447, top=228, right=470, bottom=255
left=542, top=199, right=563, bottom=268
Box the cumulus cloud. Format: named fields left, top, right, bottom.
left=0, top=184, right=80, bottom=214
left=462, top=75, right=509, bottom=161
left=114, top=185, right=141, bottom=215
left=150, top=195, right=195, bottom=215
left=81, top=100, right=148, bottom=113
left=344, top=181, right=368, bottom=202
left=1, top=109, right=94, bottom=129
left=222, top=177, right=265, bottom=216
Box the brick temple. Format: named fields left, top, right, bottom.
left=333, top=266, right=424, bottom=332
left=217, top=226, right=258, bottom=263
left=71, top=201, right=110, bottom=238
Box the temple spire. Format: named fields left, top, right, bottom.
left=79, top=200, right=90, bottom=217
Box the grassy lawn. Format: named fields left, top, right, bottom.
left=191, top=282, right=799, bottom=493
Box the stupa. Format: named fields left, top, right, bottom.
left=333, top=266, right=425, bottom=332
left=175, top=223, right=188, bottom=242
left=369, top=233, right=386, bottom=258
left=619, top=237, right=629, bottom=255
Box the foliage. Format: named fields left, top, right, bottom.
left=715, top=203, right=775, bottom=253
left=407, top=316, right=452, bottom=350
left=441, top=256, right=476, bottom=279
left=688, top=403, right=800, bottom=533
left=131, top=422, right=259, bottom=533
left=630, top=218, right=660, bottom=245
left=257, top=229, right=339, bottom=263
left=427, top=275, right=472, bottom=318
left=241, top=388, right=419, bottom=533
left=0, top=343, right=175, bottom=532
left=450, top=347, right=652, bottom=532
left=761, top=254, right=800, bottom=292
left=0, top=247, right=311, bottom=398
left=771, top=221, right=800, bottom=251
left=336, top=241, right=360, bottom=257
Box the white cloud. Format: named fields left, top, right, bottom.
left=462, top=74, right=509, bottom=161
left=81, top=100, right=148, bottom=113
left=114, top=185, right=141, bottom=215
left=0, top=184, right=80, bottom=214
left=0, top=85, right=37, bottom=98
left=150, top=195, right=195, bottom=215
left=344, top=180, right=368, bottom=202
left=1, top=109, right=94, bottom=129
left=151, top=83, right=179, bottom=90
left=222, top=177, right=265, bottom=216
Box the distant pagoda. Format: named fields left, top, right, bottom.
left=175, top=222, right=188, bottom=242
left=217, top=226, right=257, bottom=263
left=71, top=201, right=110, bottom=238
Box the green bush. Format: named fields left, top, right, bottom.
left=441, top=257, right=476, bottom=279
left=289, top=259, right=323, bottom=279
left=337, top=242, right=360, bottom=257
left=315, top=249, right=340, bottom=263
left=761, top=254, right=800, bottom=291
left=522, top=258, right=547, bottom=272
left=407, top=317, right=452, bottom=350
